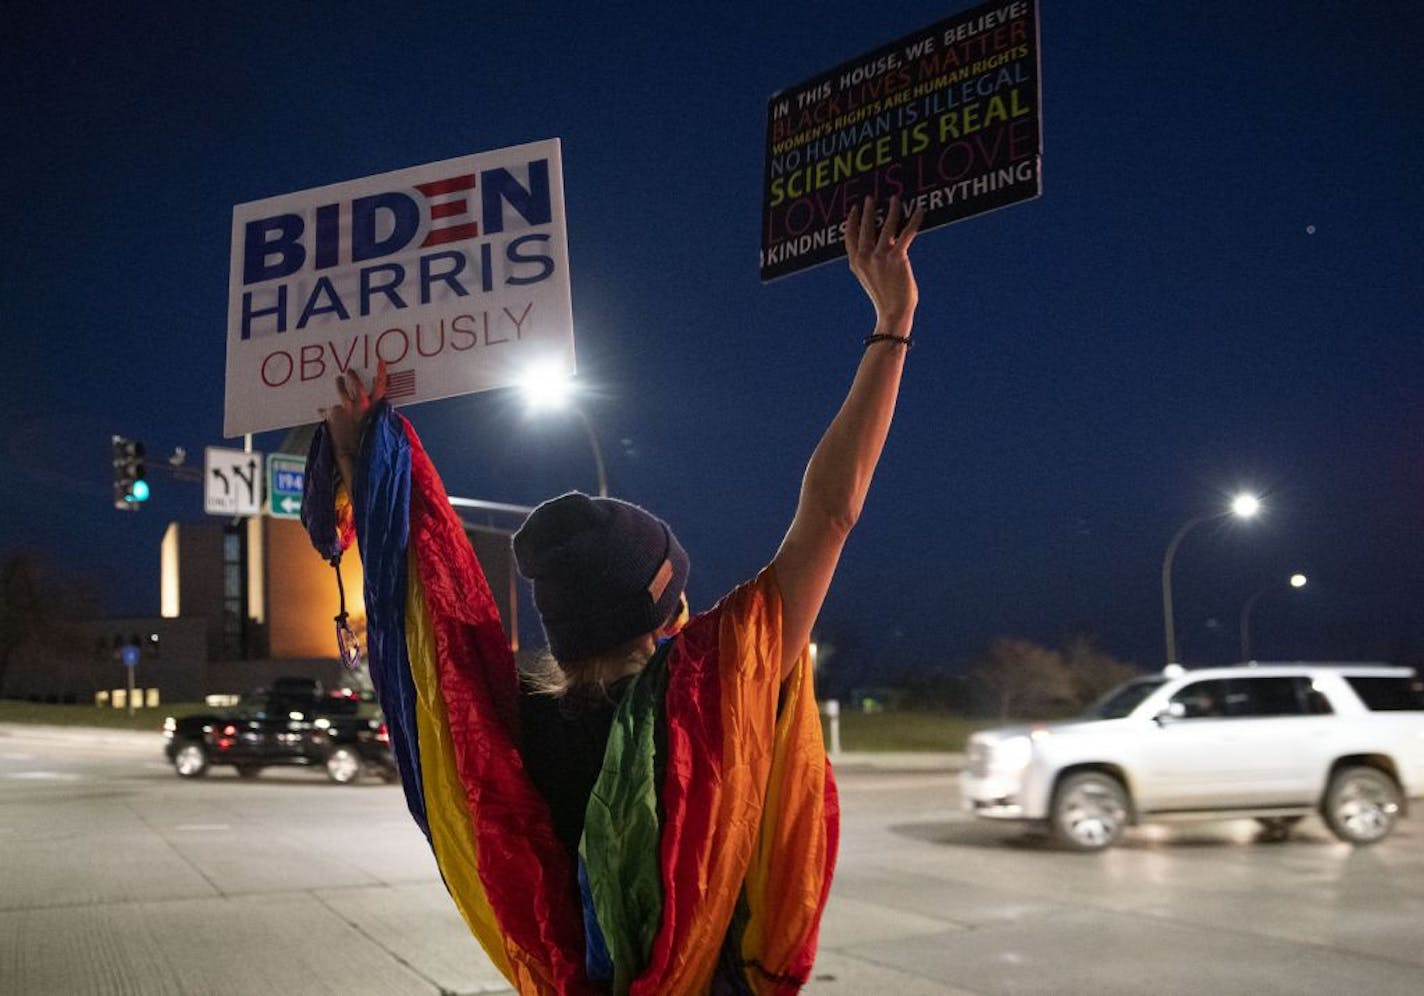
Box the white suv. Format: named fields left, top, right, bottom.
left=960, top=663, right=1424, bottom=850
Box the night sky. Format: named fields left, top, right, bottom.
left=4, top=1, right=1420, bottom=680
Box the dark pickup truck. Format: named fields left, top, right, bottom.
left=162, top=678, right=397, bottom=784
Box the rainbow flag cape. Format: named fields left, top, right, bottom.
left=306, top=405, right=838, bottom=994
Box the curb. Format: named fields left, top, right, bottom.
left=830, top=751, right=965, bottom=773
left=0, top=724, right=967, bottom=771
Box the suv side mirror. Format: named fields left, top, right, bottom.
left=1154, top=701, right=1186, bottom=726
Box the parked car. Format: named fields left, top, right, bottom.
left=163, top=677, right=397, bottom=784
left=961, top=663, right=1424, bottom=850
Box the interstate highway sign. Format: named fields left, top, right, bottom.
left=267, top=454, right=305, bottom=519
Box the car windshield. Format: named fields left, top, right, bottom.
left=1083, top=678, right=1167, bottom=719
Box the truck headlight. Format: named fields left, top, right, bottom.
left=991, top=735, right=1033, bottom=773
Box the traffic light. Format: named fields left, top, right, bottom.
left=112, top=436, right=148, bottom=509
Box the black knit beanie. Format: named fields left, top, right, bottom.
left=512, top=492, right=690, bottom=661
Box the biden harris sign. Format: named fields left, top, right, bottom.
left=225, top=139, right=573, bottom=437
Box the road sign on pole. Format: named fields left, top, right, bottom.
left=119, top=642, right=140, bottom=717
left=205, top=447, right=263, bottom=517
left=267, top=454, right=305, bottom=519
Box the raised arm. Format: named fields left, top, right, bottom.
left=771, top=194, right=924, bottom=680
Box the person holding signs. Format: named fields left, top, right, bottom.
left=310, top=194, right=924, bottom=994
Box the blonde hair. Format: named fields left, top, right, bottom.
left=520, top=596, right=686, bottom=699
left=520, top=642, right=654, bottom=700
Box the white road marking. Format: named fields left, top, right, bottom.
left=174, top=824, right=231, bottom=832
left=5, top=771, right=81, bottom=781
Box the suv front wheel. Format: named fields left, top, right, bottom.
left=1051, top=771, right=1129, bottom=851
left=1323, top=766, right=1401, bottom=845
left=173, top=742, right=208, bottom=778
left=325, top=747, right=362, bottom=784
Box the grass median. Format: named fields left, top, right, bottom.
left=0, top=700, right=210, bottom=732
left=829, top=709, right=994, bottom=753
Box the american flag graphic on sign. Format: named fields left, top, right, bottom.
left=386, top=368, right=416, bottom=400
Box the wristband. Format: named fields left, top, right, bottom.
left=863, top=333, right=912, bottom=349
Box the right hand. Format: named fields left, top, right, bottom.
left=322, top=360, right=388, bottom=461
left=845, top=194, right=924, bottom=337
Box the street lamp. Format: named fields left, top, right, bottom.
left=517, top=363, right=609, bottom=497
left=1240, top=573, right=1307, bottom=661
left=1160, top=491, right=1260, bottom=665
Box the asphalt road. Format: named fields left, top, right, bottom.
left=2, top=724, right=1421, bottom=995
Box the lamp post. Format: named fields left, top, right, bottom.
left=518, top=364, right=609, bottom=497
left=569, top=406, right=609, bottom=498
left=1240, top=573, right=1307, bottom=661
left=1161, top=492, right=1260, bottom=665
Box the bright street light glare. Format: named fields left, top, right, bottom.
left=518, top=363, right=572, bottom=411
left=1290, top=573, right=1308, bottom=588
left=1230, top=493, right=1260, bottom=518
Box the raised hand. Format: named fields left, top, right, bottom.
left=844, top=194, right=924, bottom=337
left=322, top=360, right=388, bottom=469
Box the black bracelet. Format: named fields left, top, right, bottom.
left=864, top=333, right=912, bottom=350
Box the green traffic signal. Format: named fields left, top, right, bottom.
left=112, top=436, right=148, bottom=509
